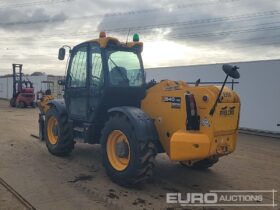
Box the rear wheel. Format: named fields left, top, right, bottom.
left=45, top=107, right=74, bottom=156
left=10, top=97, right=16, bottom=107
left=180, top=156, right=219, bottom=169
left=101, top=114, right=157, bottom=187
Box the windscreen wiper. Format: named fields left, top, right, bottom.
left=109, top=57, right=129, bottom=83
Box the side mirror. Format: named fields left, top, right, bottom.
left=58, top=79, right=65, bottom=86
left=209, top=64, right=240, bottom=116
left=222, top=64, right=240, bottom=79
left=58, top=48, right=65, bottom=60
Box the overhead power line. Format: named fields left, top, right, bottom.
left=1, top=24, right=280, bottom=50
left=0, top=0, right=240, bottom=9
left=0, top=0, right=72, bottom=9
left=2, top=33, right=280, bottom=49
left=99, top=10, right=280, bottom=32
left=162, top=25, right=280, bottom=40
left=47, top=25, right=280, bottom=41
left=2, top=9, right=280, bottom=40
left=0, top=0, right=249, bottom=26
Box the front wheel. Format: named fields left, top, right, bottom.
left=45, top=107, right=74, bottom=156
left=101, top=114, right=157, bottom=187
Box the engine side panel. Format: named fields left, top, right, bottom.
left=141, top=82, right=187, bottom=155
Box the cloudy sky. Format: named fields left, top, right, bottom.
left=0, top=0, right=279, bottom=75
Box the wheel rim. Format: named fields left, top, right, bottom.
left=47, top=116, right=58, bottom=145
left=107, top=130, right=130, bottom=171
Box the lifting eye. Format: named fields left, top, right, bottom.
left=202, top=95, right=208, bottom=102
left=166, top=132, right=170, bottom=138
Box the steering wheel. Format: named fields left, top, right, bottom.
left=91, top=75, right=101, bottom=87
left=92, top=75, right=101, bottom=81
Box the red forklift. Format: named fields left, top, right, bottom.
left=9, top=64, right=35, bottom=108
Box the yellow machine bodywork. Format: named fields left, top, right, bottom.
left=38, top=95, right=54, bottom=114
left=141, top=80, right=240, bottom=161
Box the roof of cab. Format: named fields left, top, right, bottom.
left=84, top=36, right=143, bottom=49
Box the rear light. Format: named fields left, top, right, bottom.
left=189, top=95, right=196, bottom=116
left=186, top=94, right=200, bottom=131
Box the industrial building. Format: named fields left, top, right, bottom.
left=0, top=74, right=64, bottom=100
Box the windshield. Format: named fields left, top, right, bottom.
left=107, top=50, right=144, bottom=87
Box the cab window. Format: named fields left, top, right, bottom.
left=107, top=50, right=143, bottom=87
left=91, top=47, right=104, bottom=88
left=69, top=46, right=87, bottom=87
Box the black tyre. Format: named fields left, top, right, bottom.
left=38, top=114, right=45, bottom=141
left=10, top=97, right=16, bottom=107
left=45, top=107, right=74, bottom=156
left=101, top=113, right=157, bottom=187
left=180, top=156, right=219, bottom=169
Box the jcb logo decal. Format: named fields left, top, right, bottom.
left=220, top=106, right=235, bottom=116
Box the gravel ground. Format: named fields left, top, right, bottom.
left=0, top=99, right=279, bottom=210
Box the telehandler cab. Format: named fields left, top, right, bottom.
left=38, top=32, right=241, bottom=186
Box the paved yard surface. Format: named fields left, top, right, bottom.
left=0, top=182, right=30, bottom=210
left=0, top=99, right=279, bottom=210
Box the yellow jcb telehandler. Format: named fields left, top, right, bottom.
left=38, top=32, right=241, bottom=186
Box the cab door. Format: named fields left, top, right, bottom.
left=65, top=44, right=89, bottom=120
left=88, top=44, right=105, bottom=121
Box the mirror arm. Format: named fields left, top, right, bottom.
left=209, top=74, right=229, bottom=116
left=62, top=45, right=72, bottom=51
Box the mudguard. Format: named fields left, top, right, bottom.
left=47, top=100, right=67, bottom=114
left=108, top=106, right=164, bottom=152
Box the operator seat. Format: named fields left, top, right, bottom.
left=45, top=89, right=51, bottom=95
left=110, top=67, right=129, bottom=86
